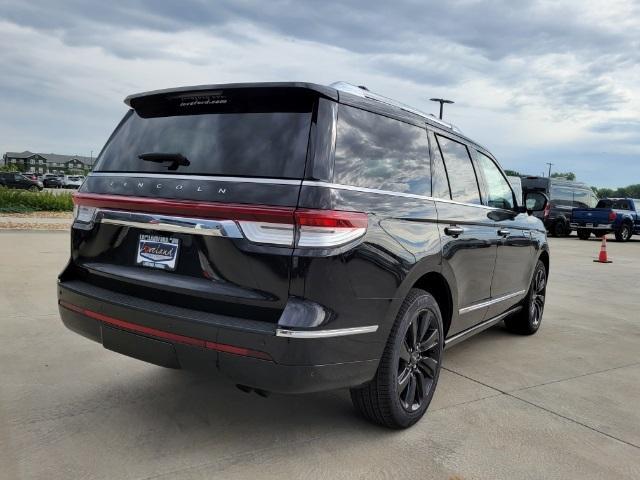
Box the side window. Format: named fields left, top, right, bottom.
left=428, top=131, right=451, bottom=199
left=334, top=105, right=431, bottom=195
left=573, top=189, right=591, bottom=208
left=475, top=151, right=515, bottom=210
left=550, top=186, right=572, bottom=206
left=435, top=134, right=481, bottom=204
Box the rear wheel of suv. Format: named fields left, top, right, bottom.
left=552, top=220, right=566, bottom=237
left=614, top=223, right=632, bottom=242
left=350, top=289, right=443, bottom=429
left=577, top=229, right=591, bottom=240
left=505, top=260, right=547, bottom=335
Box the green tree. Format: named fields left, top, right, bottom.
left=550, top=172, right=576, bottom=181
left=504, top=169, right=520, bottom=177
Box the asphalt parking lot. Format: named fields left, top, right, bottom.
left=1, top=231, right=639, bottom=480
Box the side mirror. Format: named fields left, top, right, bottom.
left=524, top=192, right=548, bottom=214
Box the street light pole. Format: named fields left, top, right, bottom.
left=429, top=98, right=454, bottom=120
left=546, top=162, right=553, bottom=177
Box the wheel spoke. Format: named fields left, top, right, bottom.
left=398, top=367, right=411, bottom=393
left=409, top=317, right=418, bottom=347
left=418, top=330, right=439, bottom=353
left=418, top=356, right=438, bottom=378
left=404, top=374, right=417, bottom=407
left=414, top=369, right=427, bottom=399
left=417, top=312, right=430, bottom=343
left=399, top=341, right=411, bottom=362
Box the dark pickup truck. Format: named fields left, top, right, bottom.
left=571, top=198, right=640, bottom=241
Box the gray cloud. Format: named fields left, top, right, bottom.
left=0, top=0, right=638, bottom=187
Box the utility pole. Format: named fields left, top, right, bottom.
left=546, top=162, right=553, bottom=177
left=429, top=98, right=454, bottom=120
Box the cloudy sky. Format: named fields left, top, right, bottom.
left=1, top=0, right=638, bottom=187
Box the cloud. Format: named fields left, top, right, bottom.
left=0, top=0, right=638, bottom=187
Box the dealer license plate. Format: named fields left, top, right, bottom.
left=136, top=234, right=180, bottom=271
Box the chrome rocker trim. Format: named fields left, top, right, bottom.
left=445, top=306, right=522, bottom=349
left=459, top=290, right=526, bottom=315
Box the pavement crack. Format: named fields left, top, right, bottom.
left=443, top=366, right=640, bottom=450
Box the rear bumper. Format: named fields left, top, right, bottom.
left=58, top=280, right=380, bottom=394
left=570, top=223, right=613, bottom=230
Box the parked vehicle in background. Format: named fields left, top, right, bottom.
left=571, top=198, right=640, bottom=242
left=58, top=81, right=550, bottom=429
left=507, top=176, right=523, bottom=206
left=0, top=172, right=43, bottom=191
left=63, top=175, right=84, bottom=188
left=521, top=176, right=598, bottom=237
left=43, top=173, right=64, bottom=188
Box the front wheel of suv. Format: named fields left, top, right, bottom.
left=350, top=289, right=443, bottom=429
left=505, top=260, right=547, bottom=335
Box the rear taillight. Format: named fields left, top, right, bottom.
left=237, top=209, right=368, bottom=247
left=608, top=210, right=617, bottom=222
left=73, top=193, right=368, bottom=248
left=295, top=209, right=368, bottom=247
left=543, top=202, right=551, bottom=219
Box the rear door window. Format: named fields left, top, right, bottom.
left=94, top=91, right=314, bottom=179
left=334, top=105, right=431, bottom=195
left=435, top=134, right=481, bottom=204
left=428, top=131, right=450, bottom=199
left=475, top=151, right=515, bottom=209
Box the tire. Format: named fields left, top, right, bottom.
left=614, top=223, right=632, bottom=242
left=505, top=260, right=547, bottom=335
left=552, top=220, right=568, bottom=237
left=350, top=289, right=443, bottom=429
left=28, top=185, right=39, bottom=192
left=577, top=229, right=591, bottom=240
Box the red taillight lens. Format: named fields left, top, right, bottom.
left=608, top=210, right=617, bottom=222
left=543, top=202, right=551, bottom=218
left=295, top=209, right=368, bottom=247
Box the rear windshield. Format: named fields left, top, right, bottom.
left=94, top=90, right=314, bottom=179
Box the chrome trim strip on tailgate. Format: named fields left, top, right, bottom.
left=87, top=209, right=244, bottom=238
left=275, top=325, right=379, bottom=338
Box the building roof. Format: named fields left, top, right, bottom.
left=4, top=151, right=94, bottom=166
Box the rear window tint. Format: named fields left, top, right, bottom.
left=94, top=92, right=314, bottom=179
left=435, top=134, right=481, bottom=204
left=333, top=105, right=430, bottom=195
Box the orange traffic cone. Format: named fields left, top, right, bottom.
left=594, top=235, right=612, bottom=263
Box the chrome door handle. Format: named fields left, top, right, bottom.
left=444, top=226, right=465, bottom=237
left=498, top=229, right=510, bottom=237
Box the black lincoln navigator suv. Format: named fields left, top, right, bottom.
left=58, top=81, right=549, bottom=428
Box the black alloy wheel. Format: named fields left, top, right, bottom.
left=505, top=259, right=547, bottom=335
left=350, top=289, right=443, bottom=429
left=397, top=309, right=440, bottom=412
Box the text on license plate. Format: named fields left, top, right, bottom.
left=136, top=234, right=180, bottom=271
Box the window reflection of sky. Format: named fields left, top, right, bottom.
left=334, top=105, right=430, bottom=196
left=435, top=135, right=481, bottom=205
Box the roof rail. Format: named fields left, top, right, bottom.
left=329, top=81, right=462, bottom=133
